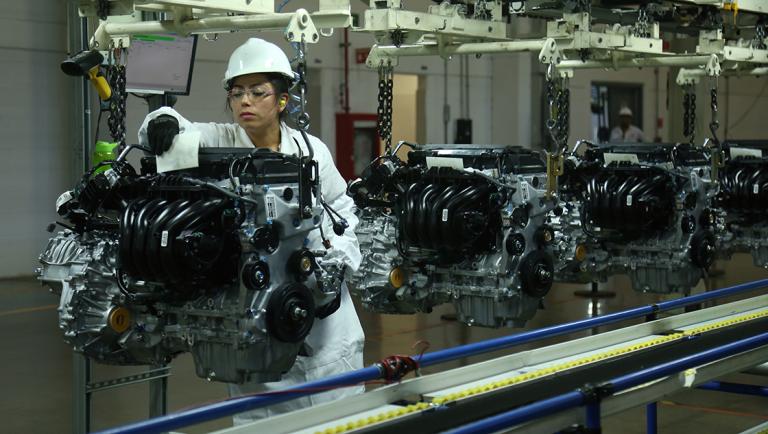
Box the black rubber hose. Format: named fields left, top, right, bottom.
left=613, top=176, right=635, bottom=226
left=161, top=199, right=221, bottom=283
left=735, top=168, right=749, bottom=211
left=625, top=176, right=653, bottom=229
left=429, top=185, right=458, bottom=251
left=133, top=199, right=168, bottom=280
left=416, top=184, right=439, bottom=249
left=176, top=200, right=227, bottom=270
left=450, top=186, right=487, bottom=250
left=146, top=200, right=190, bottom=279
left=403, top=183, right=423, bottom=246
left=119, top=199, right=146, bottom=275
left=731, top=168, right=744, bottom=210
left=595, top=175, right=613, bottom=226
left=131, top=199, right=166, bottom=280
left=586, top=176, right=600, bottom=224
left=627, top=177, right=659, bottom=230
left=158, top=200, right=204, bottom=283
left=636, top=175, right=673, bottom=229
left=440, top=186, right=479, bottom=250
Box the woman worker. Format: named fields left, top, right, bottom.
left=137, top=37, right=365, bottom=422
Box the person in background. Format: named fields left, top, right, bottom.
left=609, top=106, right=645, bottom=143
left=138, top=37, right=365, bottom=422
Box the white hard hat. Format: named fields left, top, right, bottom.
left=619, top=106, right=633, bottom=117
left=222, top=38, right=294, bottom=88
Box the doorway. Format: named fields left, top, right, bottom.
left=391, top=74, right=425, bottom=147
left=591, top=82, right=643, bottom=142
left=335, top=73, right=425, bottom=180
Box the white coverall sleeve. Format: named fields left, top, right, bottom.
left=609, top=127, right=623, bottom=142
left=138, top=107, right=240, bottom=148
left=305, top=136, right=362, bottom=273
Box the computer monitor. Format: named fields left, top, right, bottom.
left=125, top=34, right=197, bottom=95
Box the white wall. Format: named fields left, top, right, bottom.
left=0, top=1, right=73, bottom=277
left=721, top=75, right=768, bottom=141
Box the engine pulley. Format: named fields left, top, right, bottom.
left=520, top=250, right=554, bottom=298
left=242, top=260, right=270, bottom=291
left=267, top=283, right=316, bottom=343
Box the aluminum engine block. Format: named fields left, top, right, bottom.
left=553, top=142, right=719, bottom=294
left=38, top=148, right=342, bottom=383
left=348, top=144, right=557, bottom=327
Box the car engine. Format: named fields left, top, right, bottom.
left=717, top=141, right=768, bottom=268
left=553, top=142, right=718, bottom=293
left=38, top=147, right=344, bottom=383
left=348, top=144, right=557, bottom=327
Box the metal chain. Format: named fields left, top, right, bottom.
left=709, top=78, right=720, bottom=145
left=107, top=48, right=127, bottom=149
left=377, top=62, right=394, bottom=154
left=558, top=79, right=570, bottom=145
left=568, top=0, right=591, bottom=14
left=754, top=18, right=767, bottom=50
left=294, top=39, right=310, bottom=131
left=545, top=65, right=569, bottom=150
left=684, top=93, right=689, bottom=138
left=473, top=0, right=490, bottom=20
left=633, top=7, right=651, bottom=38
left=682, top=84, right=696, bottom=144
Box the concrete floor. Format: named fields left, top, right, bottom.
left=3, top=254, right=768, bottom=433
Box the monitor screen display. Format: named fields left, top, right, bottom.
left=125, top=34, right=197, bottom=95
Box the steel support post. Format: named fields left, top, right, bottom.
left=67, top=0, right=92, bottom=176
left=149, top=364, right=169, bottom=418
left=73, top=353, right=92, bottom=434
left=585, top=401, right=601, bottom=433
left=646, top=402, right=658, bottom=434
left=69, top=3, right=94, bottom=431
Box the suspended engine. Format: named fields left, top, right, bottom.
left=553, top=142, right=718, bottom=293
left=38, top=148, right=343, bottom=383
left=348, top=144, right=557, bottom=327
left=717, top=141, right=768, bottom=268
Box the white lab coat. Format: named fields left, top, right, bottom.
left=609, top=125, right=645, bottom=143
left=138, top=108, right=366, bottom=421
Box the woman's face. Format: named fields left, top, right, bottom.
left=229, top=73, right=287, bottom=132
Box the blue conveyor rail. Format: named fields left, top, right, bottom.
left=444, top=331, right=768, bottom=434
left=97, top=278, right=768, bottom=434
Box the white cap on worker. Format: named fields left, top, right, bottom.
left=619, top=106, right=633, bottom=117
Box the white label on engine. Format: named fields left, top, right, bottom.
left=755, top=183, right=760, bottom=194
left=521, top=181, right=530, bottom=202
left=442, top=209, right=449, bottom=222
left=266, top=194, right=277, bottom=221
left=426, top=156, right=464, bottom=170
left=691, top=175, right=699, bottom=190
left=626, top=194, right=633, bottom=206
left=730, top=148, right=762, bottom=159
left=604, top=153, right=640, bottom=165
left=161, top=230, right=169, bottom=247
left=55, top=191, right=73, bottom=212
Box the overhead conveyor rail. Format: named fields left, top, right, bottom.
left=96, top=278, right=768, bottom=434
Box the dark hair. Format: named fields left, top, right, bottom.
left=225, top=73, right=292, bottom=121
